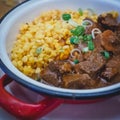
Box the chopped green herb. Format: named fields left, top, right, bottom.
left=83, top=34, right=92, bottom=41
left=79, top=36, right=84, bottom=40
left=87, top=34, right=93, bottom=41
left=36, top=47, right=43, bottom=54
left=71, top=26, right=85, bottom=36
left=74, top=59, right=79, bottom=64
left=101, top=51, right=110, bottom=59
left=83, top=35, right=88, bottom=41
left=78, top=8, right=83, bottom=16
left=62, top=13, right=71, bottom=21
left=70, top=36, right=80, bottom=44
left=88, top=40, right=94, bottom=51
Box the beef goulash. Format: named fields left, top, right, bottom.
left=11, top=9, right=120, bottom=89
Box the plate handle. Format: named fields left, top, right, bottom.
left=0, top=75, right=63, bottom=120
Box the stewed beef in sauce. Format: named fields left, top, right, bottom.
left=40, top=13, right=120, bottom=89
left=98, top=13, right=118, bottom=31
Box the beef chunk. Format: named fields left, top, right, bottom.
left=115, top=30, right=120, bottom=40
left=85, top=22, right=100, bottom=34
left=84, top=20, right=104, bottom=35
left=101, top=55, right=120, bottom=81
left=62, top=74, right=95, bottom=89
left=48, top=61, right=60, bottom=73
left=101, top=68, right=118, bottom=80
left=101, top=30, right=118, bottom=51
left=112, top=74, right=120, bottom=84
left=115, top=30, right=120, bottom=42
left=96, top=77, right=110, bottom=88
left=48, top=61, right=73, bottom=75
left=97, top=13, right=118, bottom=31
left=74, top=49, right=106, bottom=77
left=97, top=30, right=120, bottom=54
left=39, top=12, right=120, bottom=89
left=83, top=51, right=92, bottom=60
left=74, top=63, right=84, bottom=74
left=94, top=34, right=104, bottom=50
left=40, top=68, right=59, bottom=86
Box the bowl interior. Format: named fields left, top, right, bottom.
left=0, top=0, right=120, bottom=98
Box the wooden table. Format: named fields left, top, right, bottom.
left=0, top=1, right=17, bottom=18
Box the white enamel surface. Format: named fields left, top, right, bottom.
left=0, top=0, right=120, bottom=95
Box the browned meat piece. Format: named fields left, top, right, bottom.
left=73, top=52, right=93, bottom=74
left=100, top=30, right=118, bottom=51
left=94, top=30, right=120, bottom=55
left=101, top=55, right=120, bottom=81
left=101, top=68, right=118, bottom=80
left=40, top=68, right=59, bottom=86
left=85, top=23, right=104, bottom=35
left=74, top=63, right=84, bottom=74
left=39, top=13, right=120, bottom=89
left=96, top=77, right=110, bottom=88
left=97, top=30, right=120, bottom=55
left=115, top=30, right=120, bottom=40
left=97, top=13, right=118, bottom=31
left=62, top=74, right=95, bottom=89
left=83, top=18, right=103, bottom=34
left=115, top=30, right=120, bottom=44
left=74, top=49, right=106, bottom=77
left=111, top=74, right=120, bottom=84
left=48, top=61, right=73, bottom=75
left=85, top=23, right=99, bottom=34
left=83, top=51, right=93, bottom=60
left=48, top=61, right=60, bottom=73
left=94, top=34, right=103, bottom=49
left=59, top=62, right=73, bottom=74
